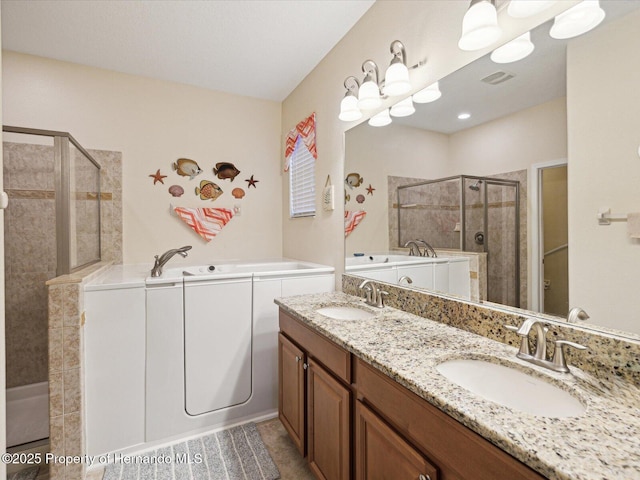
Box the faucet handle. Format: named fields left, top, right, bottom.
left=376, top=290, right=389, bottom=308
left=504, top=324, right=531, bottom=356
left=552, top=339, right=587, bottom=373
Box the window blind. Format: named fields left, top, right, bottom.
left=289, top=137, right=316, bottom=218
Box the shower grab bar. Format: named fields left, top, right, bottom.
left=544, top=243, right=568, bottom=257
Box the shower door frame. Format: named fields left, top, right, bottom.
left=461, top=176, right=520, bottom=308
left=2, top=126, right=102, bottom=275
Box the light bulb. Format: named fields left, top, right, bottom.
left=383, top=62, right=411, bottom=97
left=413, top=82, right=442, bottom=104
left=458, top=0, right=502, bottom=51
left=390, top=97, right=415, bottom=118
left=339, top=95, right=362, bottom=122
left=550, top=0, right=605, bottom=40
left=368, top=109, right=392, bottom=127
left=358, top=80, right=382, bottom=110
left=490, top=32, right=535, bottom=63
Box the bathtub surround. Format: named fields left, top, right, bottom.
left=342, top=274, right=640, bottom=388
left=102, top=422, right=279, bottom=480
left=47, top=261, right=114, bottom=480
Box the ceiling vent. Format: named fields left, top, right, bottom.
left=481, top=71, right=515, bottom=85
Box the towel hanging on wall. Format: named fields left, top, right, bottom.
left=345, top=210, right=366, bottom=237
left=173, top=206, right=235, bottom=242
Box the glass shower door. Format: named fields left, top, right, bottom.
left=484, top=180, right=520, bottom=307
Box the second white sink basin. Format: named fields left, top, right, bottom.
left=436, top=359, right=585, bottom=418
left=316, top=306, right=375, bottom=320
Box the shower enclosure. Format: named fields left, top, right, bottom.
left=396, top=175, right=520, bottom=307
left=3, top=126, right=101, bottom=451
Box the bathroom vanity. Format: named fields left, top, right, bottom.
left=276, top=290, right=640, bottom=480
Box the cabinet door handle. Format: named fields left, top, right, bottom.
left=419, top=475, right=431, bottom=480
left=303, top=363, right=309, bottom=370
left=295, top=356, right=301, bottom=363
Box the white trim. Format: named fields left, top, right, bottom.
left=529, top=158, right=567, bottom=313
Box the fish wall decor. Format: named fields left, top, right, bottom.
left=195, top=180, right=223, bottom=201
left=213, top=162, right=241, bottom=181
left=172, top=158, right=203, bottom=180
left=345, top=172, right=363, bottom=189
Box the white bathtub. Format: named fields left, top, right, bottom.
left=6, top=381, right=49, bottom=447
left=346, top=253, right=471, bottom=298
left=85, top=258, right=335, bottom=456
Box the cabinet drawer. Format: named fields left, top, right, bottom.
left=280, top=311, right=351, bottom=383
left=354, top=358, right=545, bottom=480
left=356, top=400, right=438, bottom=480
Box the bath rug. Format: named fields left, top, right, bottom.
left=7, top=466, right=39, bottom=480
left=103, top=422, right=280, bottom=480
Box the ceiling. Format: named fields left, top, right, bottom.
left=0, top=0, right=375, bottom=102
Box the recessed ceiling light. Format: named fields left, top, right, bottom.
left=458, top=113, right=471, bottom=120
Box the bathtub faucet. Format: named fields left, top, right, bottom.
left=151, top=245, right=192, bottom=277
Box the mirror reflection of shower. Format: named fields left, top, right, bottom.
left=397, top=174, right=523, bottom=308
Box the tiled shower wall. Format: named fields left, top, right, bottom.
left=3, top=143, right=56, bottom=388
left=3, top=141, right=122, bottom=389
left=388, top=170, right=527, bottom=309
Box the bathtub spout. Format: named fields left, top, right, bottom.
left=151, top=245, right=192, bottom=277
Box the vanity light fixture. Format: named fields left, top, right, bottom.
left=507, top=0, right=556, bottom=18
left=458, top=112, right=471, bottom=120
left=549, top=0, right=605, bottom=40
left=458, top=0, right=503, bottom=51
left=358, top=60, right=383, bottom=110
left=490, top=31, right=535, bottom=63
left=368, top=109, right=392, bottom=127
left=390, top=96, right=416, bottom=118
left=382, top=40, right=412, bottom=96
left=338, top=76, right=363, bottom=122
left=413, top=81, right=442, bottom=104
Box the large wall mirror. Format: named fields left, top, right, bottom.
left=344, top=1, right=640, bottom=337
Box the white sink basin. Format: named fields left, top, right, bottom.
left=436, top=359, right=585, bottom=418
left=316, top=306, right=375, bottom=320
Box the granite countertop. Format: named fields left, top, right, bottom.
left=275, top=292, right=640, bottom=480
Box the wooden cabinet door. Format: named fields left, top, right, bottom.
left=356, top=401, right=438, bottom=480
left=307, top=358, right=351, bottom=480
left=278, top=333, right=306, bottom=455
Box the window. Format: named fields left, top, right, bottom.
left=289, top=136, right=316, bottom=218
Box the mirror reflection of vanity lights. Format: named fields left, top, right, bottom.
left=344, top=0, right=640, bottom=338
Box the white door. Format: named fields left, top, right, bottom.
left=183, top=277, right=253, bottom=416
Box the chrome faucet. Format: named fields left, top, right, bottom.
left=416, top=239, right=437, bottom=258
left=151, top=245, right=192, bottom=277
left=504, top=319, right=587, bottom=373
left=403, top=240, right=422, bottom=256
left=403, top=239, right=437, bottom=257
left=567, top=307, right=590, bottom=323
left=358, top=279, right=388, bottom=308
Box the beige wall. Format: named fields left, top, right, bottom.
left=344, top=123, right=449, bottom=253
left=281, top=0, right=577, bottom=286
left=2, top=51, right=283, bottom=265
left=449, top=97, right=567, bottom=174
left=567, top=10, right=640, bottom=334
